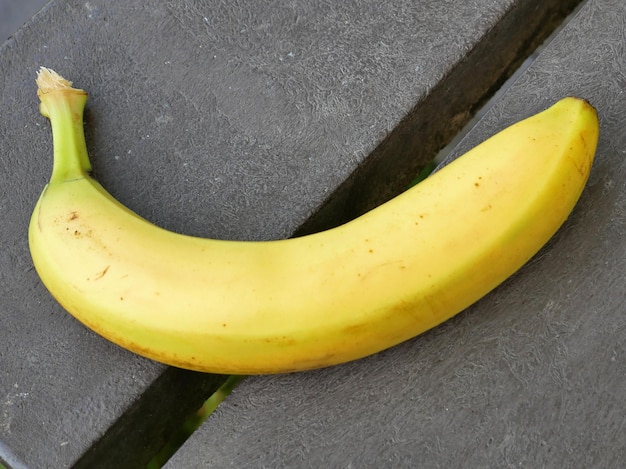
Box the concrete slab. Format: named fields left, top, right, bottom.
left=167, top=0, right=626, bottom=467
left=0, top=0, right=48, bottom=41
left=0, top=0, right=580, bottom=467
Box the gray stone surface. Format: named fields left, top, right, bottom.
left=0, top=0, right=47, bottom=40
left=167, top=0, right=626, bottom=467
left=0, top=0, right=581, bottom=467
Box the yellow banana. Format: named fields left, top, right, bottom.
left=29, top=67, right=599, bottom=374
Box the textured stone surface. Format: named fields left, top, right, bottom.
left=0, top=0, right=47, bottom=40
left=168, top=0, right=626, bottom=467
left=0, top=0, right=581, bottom=467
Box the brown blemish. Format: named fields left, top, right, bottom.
left=94, top=265, right=110, bottom=280
left=260, top=335, right=296, bottom=345
left=68, top=211, right=79, bottom=221
left=72, top=228, right=93, bottom=239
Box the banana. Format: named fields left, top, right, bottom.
left=29, top=67, right=599, bottom=374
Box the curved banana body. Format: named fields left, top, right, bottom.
left=29, top=68, right=599, bottom=374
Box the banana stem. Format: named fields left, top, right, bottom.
left=36, top=67, right=91, bottom=183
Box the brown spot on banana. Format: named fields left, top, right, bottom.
left=93, top=265, right=110, bottom=280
